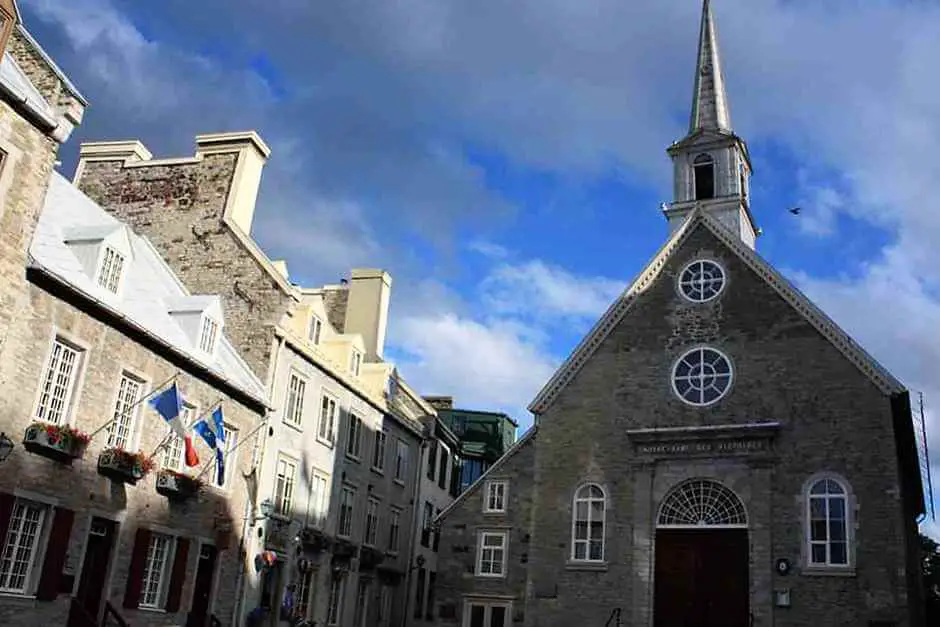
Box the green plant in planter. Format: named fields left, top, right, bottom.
left=156, top=468, right=204, bottom=500
left=97, top=447, right=155, bottom=484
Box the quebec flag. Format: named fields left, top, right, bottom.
left=194, top=406, right=226, bottom=486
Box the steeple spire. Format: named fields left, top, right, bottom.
left=689, top=0, right=732, bottom=133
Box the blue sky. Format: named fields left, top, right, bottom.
left=22, top=0, right=940, bottom=535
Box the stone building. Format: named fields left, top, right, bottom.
left=0, top=166, right=269, bottom=627
left=72, top=134, right=429, bottom=627
left=433, top=2, right=926, bottom=627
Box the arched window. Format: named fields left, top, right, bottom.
left=806, top=477, right=851, bottom=567
left=657, top=479, right=747, bottom=528
left=571, top=484, right=606, bottom=562
left=693, top=153, right=715, bottom=200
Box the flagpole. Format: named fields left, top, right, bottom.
left=147, top=398, right=225, bottom=459
left=194, top=416, right=270, bottom=482
left=87, top=372, right=180, bottom=441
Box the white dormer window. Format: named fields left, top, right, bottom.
left=309, top=316, right=322, bottom=345
left=350, top=350, right=362, bottom=376
left=96, top=246, right=125, bottom=294
left=199, top=316, right=220, bottom=354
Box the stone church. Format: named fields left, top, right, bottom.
left=433, top=2, right=926, bottom=626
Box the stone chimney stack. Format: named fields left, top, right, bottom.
left=343, top=269, right=393, bottom=362
left=194, top=131, right=270, bottom=236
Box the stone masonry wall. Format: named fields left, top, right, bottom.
left=436, top=433, right=535, bottom=626
left=527, top=222, right=914, bottom=627
left=76, top=156, right=294, bottom=380
left=7, top=30, right=72, bottom=112
left=0, top=99, right=57, bottom=368
left=0, top=279, right=264, bottom=626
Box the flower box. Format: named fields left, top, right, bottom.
left=155, top=469, right=202, bottom=500
left=300, top=527, right=331, bottom=553
left=97, top=448, right=154, bottom=485
left=23, top=422, right=89, bottom=464
left=359, top=545, right=385, bottom=570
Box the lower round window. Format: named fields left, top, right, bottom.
left=672, top=347, right=733, bottom=406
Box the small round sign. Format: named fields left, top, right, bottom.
left=775, top=558, right=791, bottom=576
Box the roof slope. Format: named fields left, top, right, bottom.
left=529, top=209, right=904, bottom=415
left=29, top=172, right=268, bottom=405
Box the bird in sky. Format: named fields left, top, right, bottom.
left=789, top=207, right=802, bottom=215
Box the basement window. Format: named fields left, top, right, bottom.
left=693, top=153, right=715, bottom=200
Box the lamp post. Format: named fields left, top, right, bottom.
left=0, top=433, right=14, bottom=462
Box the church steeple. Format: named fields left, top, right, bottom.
left=689, top=0, right=732, bottom=133
left=663, top=0, right=758, bottom=248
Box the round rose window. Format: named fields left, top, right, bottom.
left=671, top=347, right=733, bottom=406
left=678, top=259, right=726, bottom=303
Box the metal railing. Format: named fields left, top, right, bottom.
left=67, top=598, right=98, bottom=627
left=605, top=608, right=622, bottom=627
left=211, top=614, right=223, bottom=627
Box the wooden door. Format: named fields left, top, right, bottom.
left=69, top=518, right=117, bottom=626
left=186, top=544, right=218, bottom=627
left=654, top=529, right=749, bottom=627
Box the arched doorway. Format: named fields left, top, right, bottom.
left=653, top=479, right=749, bottom=627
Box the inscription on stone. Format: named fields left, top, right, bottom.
left=637, top=438, right=766, bottom=456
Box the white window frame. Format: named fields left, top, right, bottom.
left=475, top=531, right=508, bottom=578
left=570, top=483, right=606, bottom=563
left=0, top=499, right=50, bottom=594
left=296, top=566, right=316, bottom=619
left=804, top=474, right=854, bottom=570
left=387, top=508, right=401, bottom=554
left=308, top=471, right=330, bottom=528
left=197, top=315, right=220, bottom=355
left=353, top=578, right=370, bottom=627
left=318, top=392, right=338, bottom=445
left=364, top=498, right=380, bottom=547
left=346, top=413, right=363, bottom=460
left=338, top=486, right=356, bottom=539
left=274, top=455, right=298, bottom=517
left=372, top=429, right=387, bottom=472
left=483, top=480, right=507, bottom=514
left=395, top=439, right=408, bottom=483
left=350, top=349, right=362, bottom=376
left=96, top=245, right=126, bottom=295
left=676, top=258, right=726, bottom=304
left=308, top=315, right=323, bottom=345
left=670, top=346, right=733, bottom=407
left=33, top=336, right=84, bottom=426
left=106, top=371, right=146, bottom=450
left=284, top=371, right=307, bottom=428
left=139, top=532, right=175, bottom=609
left=326, top=576, right=343, bottom=626
left=462, top=601, right=513, bottom=627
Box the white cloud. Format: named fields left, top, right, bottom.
left=481, top=260, right=624, bottom=321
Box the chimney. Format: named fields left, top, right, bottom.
left=343, top=269, right=392, bottom=362
left=195, top=131, right=271, bottom=236
left=74, top=140, right=153, bottom=183
left=424, top=396, right=454, bottom=411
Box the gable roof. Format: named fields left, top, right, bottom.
left=528, top=208, right=904, bottom=415
left=29, top=172, right=268, bottom=407
left=435, top=426, right=538, bottom=523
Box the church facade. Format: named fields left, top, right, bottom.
left=432, top=2, right=926, bottom=627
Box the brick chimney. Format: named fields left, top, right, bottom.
left=194, top=131, right=270, bottom=236
left=343, top=269, right=392, bottom=362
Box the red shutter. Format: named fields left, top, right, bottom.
left=123, top=527, right=151, bottom=609
left=36, top=507, right=74, bottom=600
left=164, top=538, right=189, bottom=613
left=0, top=492, right=15, bottom=544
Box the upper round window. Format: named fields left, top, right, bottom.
left=678, top=259, right=726, bottom=303
left=672, top=347, right=733, bottom=406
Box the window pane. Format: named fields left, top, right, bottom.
left=574, top=542, right=586, bottom=560
left=830, top=542, right=847, bottom=565
left=811, top=520, right=827, bottom=541
left=810, top=480, right=827, bottom=495
left=826, top=479, right=844, bottom=494
left=587, top=485, right=603, bottom=499
left=589, top=520, right=603, bottom=540
left=491, top=607, right=506, bottom=627
left=590, top=501, right=604, bottom=519
left=829, top=519, right=846, bottom=542
left=828, top=497, right=845, bottom=519
left=809, top=497, right=826, bottom=519
left=589, top=540, right=603, bottom=561
left=469, top=606, right=485, bottom=627
left=575, top=502, right=587, bottom=520
left=811, top=543, right=826, bottom=564
left=574, top=521, right=588, bottom=540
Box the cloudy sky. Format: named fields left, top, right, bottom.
left=22, top=0, right=940, bottom=536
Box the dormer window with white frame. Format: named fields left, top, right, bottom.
left=198, top=315, right=220, bottom=355
left=96, top=246, right=125, bottom=294
left=309, top=315, right=323, bottom=345
left=350, top=349, right=362, bottom=376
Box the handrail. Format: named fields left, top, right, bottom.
left=211, top=614, right=222, bottom=627
left=605, top=608, right=622, bottom=627
left=102, top=601, right=130, bottom=627
left=67, top=598, right=98, bottom=627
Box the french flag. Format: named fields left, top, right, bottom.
left=149, top=382, right=199, bottom=467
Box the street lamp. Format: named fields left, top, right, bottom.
left=0, top=433, right=14, bottom=462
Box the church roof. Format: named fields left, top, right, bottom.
left=689, top=0, right=732, bottom=133
left=528, top=209, right=905, bottom=415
